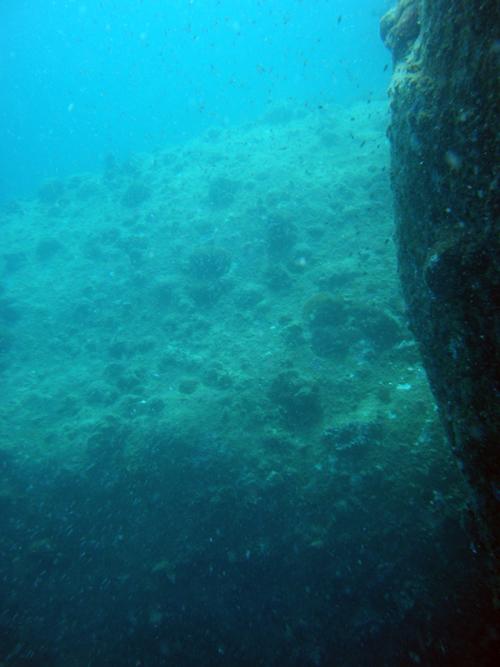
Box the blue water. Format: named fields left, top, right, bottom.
left=0, top=0, right=391, bottom=201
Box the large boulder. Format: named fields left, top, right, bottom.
left=382, top=1, right=499, bottom=571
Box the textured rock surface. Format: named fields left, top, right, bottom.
left=383, top=1, right=499, bottom=571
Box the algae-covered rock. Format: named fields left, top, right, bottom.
left=121, top=182, right=151, bottom=208
left=0, top=298, right=21, bottom=324
left=282, top=323, right=306, bottom=348
left=322, top=421, right=384, bottom=457
left=179, top=378, right=199, bottom=394
left=187, top=246, right=232, bottom=281
left=357, top=309, right=403, bottom=351
left=0, top=326, right=14, bottom=354
left=207, top=176, right=240, bottom=208
left=303, top=292, right=349, bottom=328
left=264, top=265, right=293, bottom=292
left=269, top=370, right=323, bottom=431
left=383, top=0, right=500, bottom=566
left=183, top=246, right=233, bottom=306
left=266, top=215, right=297, bottom=258
left=35, top=237, right=64, bottom=261
left=380, top=0, right=420, bottom=63
left=303, top=293, right=402, bottom=357
left=203, top=365, right=233, bottom=390
left=38, top=179, right=66, bottom=205
left=3, top=251, right=27, bottom=274
left=153, top=281, right=176, bottom=308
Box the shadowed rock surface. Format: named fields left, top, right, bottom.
left=382, top=0, right=499, bottom=573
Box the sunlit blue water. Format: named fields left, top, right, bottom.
left=0, top=0, right=391, bottom=201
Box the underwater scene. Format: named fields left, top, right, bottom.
left=0, top=2, right=497, bottom=666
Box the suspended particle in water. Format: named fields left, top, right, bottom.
left=444, top=149, right=463, bottom=170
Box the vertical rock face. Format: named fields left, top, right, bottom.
left=382, top=1, right=499, bottom=570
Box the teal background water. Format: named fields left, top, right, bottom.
left=1, top=0, right=391, bottom=201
